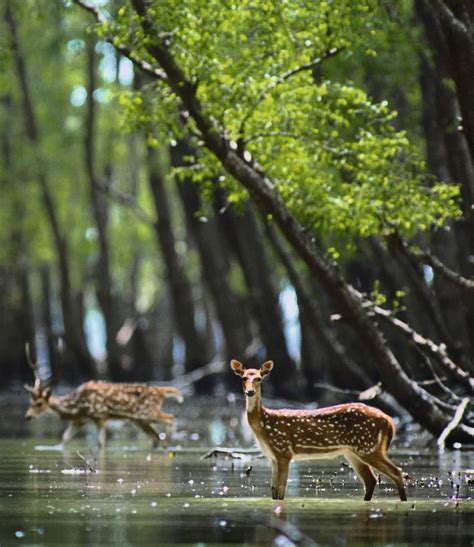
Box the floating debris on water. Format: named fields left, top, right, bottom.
left=28, top=465, right=51, bottom=474
left=61, top=468, right=97, bottom=475
left=34, top=443, right=64, bottom=451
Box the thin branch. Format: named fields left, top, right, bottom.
left=331, top=285, right=473, bottom=392
left=173, top=359, right=227, bottom=389
left=72, top=0, right=106, bottom=23
left=96, top=181, right=156, bottom=226
left=263, top=219, right=370, bottom=388
left=72, top=0, right=167, bottom=82
left=437, top=397, right=471, bottom=450
left=172, top=338, right=260, bottom=388
left=238, top=47, right=344, bottom=139
left=416, top=348, right=462, bottom=401
left=243, top=131, right=302, bottom=144
left=365, top=302, right=474, bottom=392
left=409, top=244, right=474, bottom=292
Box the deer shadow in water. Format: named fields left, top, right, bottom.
left=231, top=359, right=407, bottom=501
left=24, top=342, right=183, bottom=449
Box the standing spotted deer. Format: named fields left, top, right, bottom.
left=24, top=343, right=183, bottom=448
left=231, top=359, right=407, bottom=501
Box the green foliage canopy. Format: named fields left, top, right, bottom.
left=112, top=0, right=460, bottom=247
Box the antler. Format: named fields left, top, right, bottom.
left=25, top=341, right=41, bottom=392
left=25, top=338, right=64, bottom=391
left=42, top=337, right=64, bottom=390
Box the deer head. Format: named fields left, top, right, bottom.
left=230, top=359, right=273, bottom=397
left=24, top=339, right=63, bottom=420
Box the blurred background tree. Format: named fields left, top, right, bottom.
left=1, top=0, right=473, bottom=441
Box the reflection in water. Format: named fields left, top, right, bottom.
left=0, top=394, right=473, bottom=545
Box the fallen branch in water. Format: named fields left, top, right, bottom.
left=201, top=447, right=262, bottom=461
left=437, top=397, right=471, bottom=450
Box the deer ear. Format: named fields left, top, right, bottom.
left=24, top=384, right=34, bottom=393
left=230, top=360, right=245, bottom=377
left=260, top=360, right=274, bottom=377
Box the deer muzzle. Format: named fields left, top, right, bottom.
left=25, top=408, right=34, bottom=420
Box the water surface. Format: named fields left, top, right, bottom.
left=0, top=392, right=472, bottom=545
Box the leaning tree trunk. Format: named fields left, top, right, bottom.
left=0, top=93, right=35, bottom=384
left=84, top=39, right=126, bottom=380
left=264, top=220, right=373, bottom=395
left=7, top=1, right=95, bottom=377
left=125, top=0, right=474, bottom=443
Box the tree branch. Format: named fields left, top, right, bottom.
left=72, top=0, right=167, bottom=82
left=365, top=302, right=474, bottom=392
left=437, top=397, right=471, bottom=450
left=408, top=244, right=474, bottom=292
left=95, top=181, right=156, bottom=226
left=238, top=47, right=344, bottom=139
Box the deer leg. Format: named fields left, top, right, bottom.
left=364, top=453, right=407, bottom=501
left=274, top=458, right=290, bottom=500
left=153, top=411, right=175, bottom=435
left=61, top=421, right=84, bottom=444
left=95, top=420, right=107, bottom=449
left=270, top=460, right=278, bottom=499
left=135, top=420, right=161, bottom=448
left=345, top=452, right=377, bottom=501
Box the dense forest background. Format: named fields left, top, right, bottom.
left=1, top=0, right=473, bottom=443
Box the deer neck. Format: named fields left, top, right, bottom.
left=245, top=390, right=264, bottom=428
left=48, top=394, right=78, bottom=419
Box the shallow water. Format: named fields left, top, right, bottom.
left=0, top=392, right=472, bottom=545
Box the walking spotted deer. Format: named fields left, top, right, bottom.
left=24, top=343, right=183, bottom=448
left=231, top=360, right=407, bottom=501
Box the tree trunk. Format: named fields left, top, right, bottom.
left=415, top=1, right=474, bottom=370
left=145, top=145, right=209, bottom=384
left=84, top=39, right=125, bottom=380
left=7, top=0, right=95, bottom=377
left=264, top=221, right=372, bottom=395
left=214, top=195, right=299, bottom=395
left=174, top=173, right=256, bottom=392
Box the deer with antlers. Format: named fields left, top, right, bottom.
left=231, top=359, right=407, bottom=501
left=24, top=341, right=183, bottom=448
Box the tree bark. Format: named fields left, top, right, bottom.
left=264, top=221, right=372, bottom=394
left=214, top=195, right=298, bottom=394
left=175, top=175, right=259, bottom=392
left=145, top=145, right=209, bottom=384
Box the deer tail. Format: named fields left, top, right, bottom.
left=383, top=416, right=396, bottom=452
left=165, top=388, right=184, bottom=403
